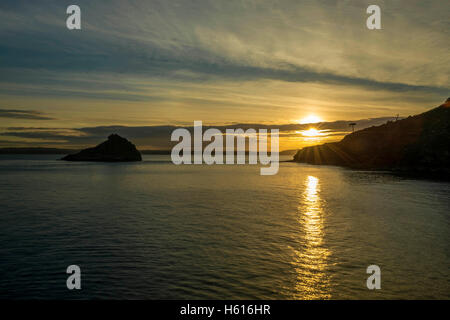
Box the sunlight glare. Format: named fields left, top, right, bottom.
left=291, top=175, right=331, bottom=299
left=301, top=128, right=321, bottom=137
left=299, top=115, right=322, bottom=124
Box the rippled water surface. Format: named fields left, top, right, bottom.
left=0, top=155, right=449, bottom=299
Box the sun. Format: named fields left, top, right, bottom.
left=298, top=115, right=322, bottom=124
left=301, top=128, right=321, bottom=137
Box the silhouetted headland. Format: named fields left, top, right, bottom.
left=293, top=98, right=450, bottom=179
left=62, top=134, right=142, bottom=162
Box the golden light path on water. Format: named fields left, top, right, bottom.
left=292, top=175, right=331, bottom=299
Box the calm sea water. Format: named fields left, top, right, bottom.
left=0, top=155, right=448, bottom=299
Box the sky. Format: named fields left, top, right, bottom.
left=0, top=0, right=448, bottom=150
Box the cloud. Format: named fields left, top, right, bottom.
left=0, top=116, right=397, bottom=149
left=0, top=0, right=448, bottom=99
left=0, top=0, right=448, bottom=129
left=0, top=109, right=55, bottom=120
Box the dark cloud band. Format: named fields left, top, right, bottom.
left=0, top=109, right=55, bottom=120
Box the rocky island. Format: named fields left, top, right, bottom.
left=293, top=98, right=450, bottom=178
left=62, top=134, right=142, bottom=162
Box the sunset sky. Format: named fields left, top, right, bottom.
left=0, top=0, right=448, bottom=150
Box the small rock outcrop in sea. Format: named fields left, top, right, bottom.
left=62, top=134, right=142, bottom=162
left=293, top=98, right=450, bottom=178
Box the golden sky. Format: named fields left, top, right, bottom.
left=0, top=1, right=448, bottom=150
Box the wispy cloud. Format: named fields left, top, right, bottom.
left=0, top=109, right=55, bottom=120
left=1, top=1, right=449, bottom=93
left=0, top=0, right=448, bottom=126
left=0, top=116, right=397, bottom=150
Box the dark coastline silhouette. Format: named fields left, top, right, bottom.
left=61, top=134, right=142, bottom=162
left=293, top=98, right=450, bottom=178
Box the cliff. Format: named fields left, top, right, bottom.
left=293, top=98, right=450, bottom=177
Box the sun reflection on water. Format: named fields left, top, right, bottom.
left=292, top=175, right=331, bottom=299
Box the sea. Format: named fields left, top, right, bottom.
left=0, top=155, right=448, bottom=299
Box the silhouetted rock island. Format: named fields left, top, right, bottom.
left=293, top=98, right=450, bottom=178
left=62, top=134, right=142, bottom=162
